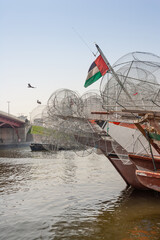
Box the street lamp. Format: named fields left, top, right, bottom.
left=7, top=101, right=10, bottom=114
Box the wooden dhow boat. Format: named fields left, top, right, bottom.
left=136, top=170, right=160, bottom=192
left=81, top=45, right=160, bottom=192
left=34, top=44, right=160, bottom=193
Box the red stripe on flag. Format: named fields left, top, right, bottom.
left=95, top=55, right=109, bottom=76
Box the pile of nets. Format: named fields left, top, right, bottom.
left=29, top=51, right=160, bottom=159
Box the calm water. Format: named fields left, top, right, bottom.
left=0, top=147, right=160, bottom=240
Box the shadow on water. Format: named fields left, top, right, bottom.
left=0, top=147, right=57, bottom=158
left=50, top=187, right=160, bottom=240
left=94, top=188, right=160, bottom=240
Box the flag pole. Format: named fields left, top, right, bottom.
left=95, top=44, right=136, bottom=106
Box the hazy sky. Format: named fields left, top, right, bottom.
left=1, top=0, right=160, bottom=117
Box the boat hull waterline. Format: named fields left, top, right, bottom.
left=136, top=170, right=160, bottom=192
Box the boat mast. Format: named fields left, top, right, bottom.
left=95, top=44, right=136, bottom=107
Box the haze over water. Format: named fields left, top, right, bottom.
left=0, top=148, right=160, bottom=239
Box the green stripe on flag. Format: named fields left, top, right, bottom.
left=84, top=71, right=102, bottom=88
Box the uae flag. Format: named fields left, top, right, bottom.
left=84, top=55, right=109, bottom=88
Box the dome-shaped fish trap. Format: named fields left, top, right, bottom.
left=38, top=89, right=103, bottom=155
left=100, top=52, right=160, bottom=113
left=41, top=89, right=82, bottom=152
left=47, top=88, right=82, bottom=118
left=30, top=105, right=47, bottom=125
left=81, top=91, right=104, bottom=119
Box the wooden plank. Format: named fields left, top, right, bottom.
left=122, top=109, right=160, bottom=116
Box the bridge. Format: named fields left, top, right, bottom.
left=0, top=111, right=30, bottom=144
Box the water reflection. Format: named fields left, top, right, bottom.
left=96, top=188, right=160, bottom=240
left=62, top=158, right=77, bottom=184
left=50, top=188, right=160, bottom=240
left=0, top=149, right=160, bottom=239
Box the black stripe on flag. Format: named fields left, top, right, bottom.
left=88, top=61, right=96, bottom=72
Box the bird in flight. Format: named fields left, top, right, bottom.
left=37, top=100, right=41, bottom=104
left=28, top=83, right=36, bottom=88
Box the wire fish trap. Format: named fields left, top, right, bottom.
left=40, top=89, right=103, bottom=155
left=47, top=88, right=82, bottom=118
left=100, top=52, right=160, bottom=113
